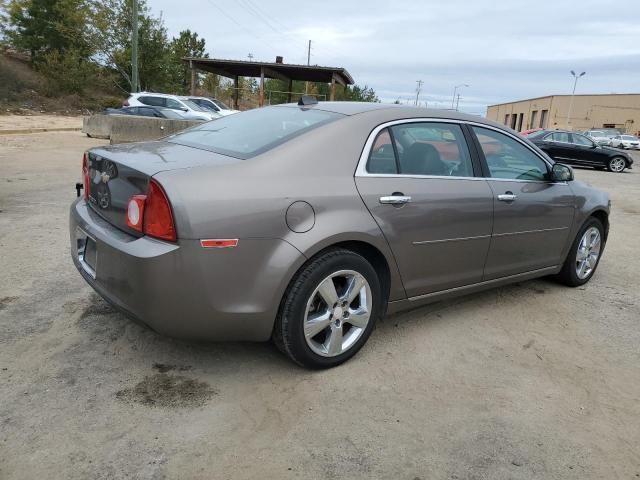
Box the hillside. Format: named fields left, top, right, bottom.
left=0, top=52, right=122, bottom=115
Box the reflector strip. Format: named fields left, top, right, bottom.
left=200, top=239, right=239, bottom=248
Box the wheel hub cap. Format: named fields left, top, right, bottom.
left=575, top=227, right=601, bottom=280
left=303, top=270, right=372, bottom=357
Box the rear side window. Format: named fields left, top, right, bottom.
left=473, top=126, right=549, bottom=181
left=367, top=128, right=398, bottom=174
left=139, top=96, right=165, bottom=107
left=169, top=106, right=344, bottom=159
left=551, top=132, right=570, bottom=143
left=366, top=122, right=474, bottom=177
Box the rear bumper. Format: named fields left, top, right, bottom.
left=70, top=199, right=305, bottom=341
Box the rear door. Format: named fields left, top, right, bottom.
left=541, top=131, right=577, bottom=164
left=355, top=121, right=494, bottom=298
left=470, top=126, right=575, bottom=279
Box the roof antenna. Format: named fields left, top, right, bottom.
left=298, top=95, right=318, bottom=106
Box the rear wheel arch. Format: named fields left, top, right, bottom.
left=289, top=240, right=392, bottom=307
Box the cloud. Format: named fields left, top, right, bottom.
left=152, top=0, right=640, bottom=113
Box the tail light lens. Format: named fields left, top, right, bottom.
left=126, top=195, right=146, bottom=232
left=144, top=179, right=176, bottom=241
left=124, top=179, right=177, bottom=241
left=82, top=153, right=90, bottom=200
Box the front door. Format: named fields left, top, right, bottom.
left=471, top=126, right=575, bottom=279
left=355, top=121, right=494, bottom=298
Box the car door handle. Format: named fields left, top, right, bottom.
left=497, top=192, right=517, bottom=202
left=379, top=195, right=412, bottom=205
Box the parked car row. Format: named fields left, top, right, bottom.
left=123, top=92, right=239, bottom=121
left=527, top=129, right=633, bottom=173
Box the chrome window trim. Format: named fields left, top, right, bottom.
left=355, top=117, right=559, bottom=183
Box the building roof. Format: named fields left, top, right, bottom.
left=184, top=57, right=354, bottom=85
left=487, top=93, right=640, bottom=108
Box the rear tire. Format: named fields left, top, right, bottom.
left=556, top=217, right=605, bottom=287
left=273, top=249, right=382, bottom=369
left=608, top=156, right=626, bottom=173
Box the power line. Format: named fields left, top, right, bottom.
left=202, top=0, right=279, bottom=52
left=244, top=0, right=290, bottom=32
left=236, top=0, right=282, bottom=35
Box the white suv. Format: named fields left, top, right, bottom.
left=124, top=93, right=220, bottom=121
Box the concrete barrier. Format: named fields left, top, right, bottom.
left=82, top=114, right=201, bottom=144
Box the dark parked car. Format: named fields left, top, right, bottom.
left=71, top=102, right=611, bottom=368
left=103, top=106, right=190, bottom=120
left=529, top=130, right=633, bottom=173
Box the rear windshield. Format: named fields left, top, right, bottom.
left=169, top=106, right=344, bottom=159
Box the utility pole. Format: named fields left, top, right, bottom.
left=566, top=70, right=586, bottom=129
left=452, top=83, right=469, bottom=109
left=247, top=53, right=254, bottom=61
left=414, top=80, right=423, bottom=106
left=305, top=40, right=311, bottom=94
left=131, top=0, right=139, bottom=93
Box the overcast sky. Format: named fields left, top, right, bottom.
left=151, top=0, right=640, bottom=114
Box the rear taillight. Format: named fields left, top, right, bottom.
left=82, top=153, right=90, bottom=200
left=125, top=179, right=176, bottom=242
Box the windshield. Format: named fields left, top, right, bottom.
left=213, top=99, right=230, bottom=110
left=622, top=135, right=636, bottom=140
left=169, top=106, right=344, bottom=159
left=182, top=99, right=208, bottom=112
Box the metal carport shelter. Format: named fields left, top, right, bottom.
left=184, top=57, right=354, bottom=108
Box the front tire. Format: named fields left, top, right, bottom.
left=556, top=217, right=605, bottom=287
left=608, top=156, right=626, bottom=173
left=273, top=249, right=382, bottom=369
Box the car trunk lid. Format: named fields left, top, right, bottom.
left=85, top=141, right=239, bottom=236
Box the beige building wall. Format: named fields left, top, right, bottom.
left=486, top=94, right=640, bottom=134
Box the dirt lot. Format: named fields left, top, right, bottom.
left=1, top=131, right=639, bottom=480
left=0, top=114, right=82, bottom=132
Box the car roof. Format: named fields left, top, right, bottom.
left=274, top=101, right=488, bottom=121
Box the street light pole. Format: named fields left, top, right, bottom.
left=452, top=83, right=469, bottom=109
left=566, top=70, right=585, bottom=130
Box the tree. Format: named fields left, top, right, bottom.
left=2, top=0, right=92, bottom=64
left=169, top=29, right=207, bottom=93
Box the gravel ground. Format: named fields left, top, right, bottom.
left=0, top=114, right=82, bottom=131
left=1, top=132, right=639, bottom=480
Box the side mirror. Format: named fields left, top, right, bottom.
left=551, top=163, right=574, bottom=182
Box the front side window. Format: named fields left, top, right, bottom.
left=571, top=134, right=594, bottom=147
left=384, top=122, right=474, bottom=177
left=169, top=106, right=344, bottom=159
left=165, top=98, right=185, bottom=110
left=472, top=126, right=549, bottom=181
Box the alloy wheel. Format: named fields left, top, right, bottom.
left=303, top=270, right=372, bottom=357
left=609, top=157, right=626, bottom=172
left=576, top=227, right=601, bottom=280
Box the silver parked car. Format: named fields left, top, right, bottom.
left=71, top=101, right=610, bottom=368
